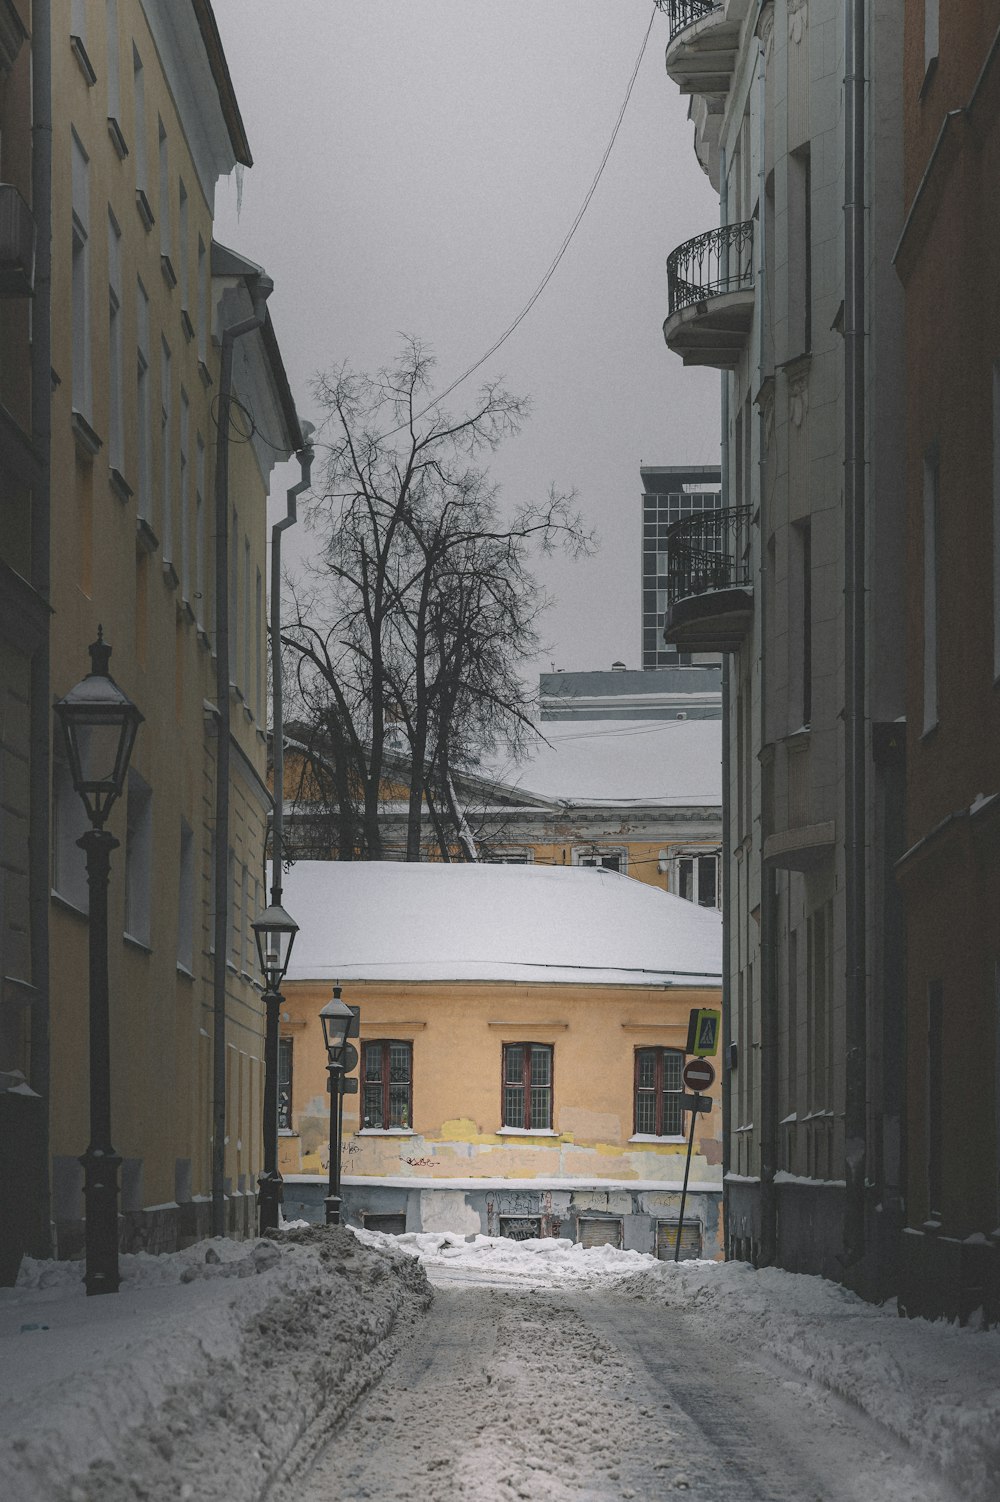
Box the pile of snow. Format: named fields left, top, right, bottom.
left=619, top=1256, right=1000, bottom=1501
left=0, top=1227, right=430, bottom=1502
left=354, top=1228, right=659, bottom=1287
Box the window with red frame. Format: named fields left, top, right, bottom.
left=362, top=1040, right=412, bottom=1129
left=502, top=1043, right=553, bottom=1130
left=635, top=1047, right=684, bottom=1136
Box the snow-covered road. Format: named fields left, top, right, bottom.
left=3, top=1227, right=998, bottom=1501
left=288, top=1277, right=957, bottom=1502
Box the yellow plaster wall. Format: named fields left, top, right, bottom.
left=48, top=1, right=271, bottom=1225
left=277, top=978, right=723, bottom=1189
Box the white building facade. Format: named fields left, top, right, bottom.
left=658, top=0, right=906, bottom=1295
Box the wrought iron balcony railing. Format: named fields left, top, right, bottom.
left=666, top=220, right=754, bottom=319
left=665, top=506, right=752, bottom=607
left=655, top=0, right=719, bottom=44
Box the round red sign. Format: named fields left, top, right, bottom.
left=682, top=1058, right=716, bottom=1092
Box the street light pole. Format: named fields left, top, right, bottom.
left=325, top=1057, right=343, bottom=1226
left=54, top=630, right=142, bottom=1296
left=319, top=988, right=355, bottom=1228
left=252, top=903, right=299, bottom=1233
left=79, top=826, right=121, bottom=1295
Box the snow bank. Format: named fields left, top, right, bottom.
left=355, top=1228, right=661, bottom=1287
left=0, top=1227, right=430, bottom=1502
left=616, top=1257, right=1000, bottom=1501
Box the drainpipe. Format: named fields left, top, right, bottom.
left=269, top=430, right=314, bottom=904
left=718, top=144, right=732, bottom=1256
left=754, top=35, right=778, bottom=1270
left=29, top=0, right=53, bottom=1256
left=211, top=274, right=273, bottom=1239
left=842, top=0, right=868, bottom=1272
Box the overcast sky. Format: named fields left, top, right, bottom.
left=211, top=0, right=719, bottom=675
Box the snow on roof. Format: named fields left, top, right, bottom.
left=281, top=861, right=722, bottom=987
left=482, top=717, right=721, bottom=807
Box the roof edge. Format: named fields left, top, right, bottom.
left=192, top=0, right=253, bottom=168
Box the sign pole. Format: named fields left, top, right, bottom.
left=675, top=1093, right=701, bottom=1263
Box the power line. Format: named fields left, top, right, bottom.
left=380, top=4, right=659, bottom=439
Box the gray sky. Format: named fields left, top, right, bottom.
left=212, top=0, right=719, bottom=674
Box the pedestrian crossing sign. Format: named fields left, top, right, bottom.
left=686, top=1007, right=721, bottom=1057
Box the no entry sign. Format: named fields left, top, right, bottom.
left=682, top=1057, right=716, bottom=1093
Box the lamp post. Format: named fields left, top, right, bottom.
left=319, top=988, right=354, bottom=1225
left=54, top=629, right=142, bottom=1296
left=251, top=902, right=298, bottom=1233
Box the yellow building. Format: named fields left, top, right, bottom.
left=282, top=711, right=724, bottom=908
left=0, top=1, right=304, bottom=1269
left=276, top=861, right=724, bottom=1257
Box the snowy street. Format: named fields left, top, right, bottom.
left=290, top=1273, right=956, bottom=1502
left=2, top=1228, right=998, bottom=1502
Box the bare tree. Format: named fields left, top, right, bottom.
left=280, top=339, right=593, bottom=860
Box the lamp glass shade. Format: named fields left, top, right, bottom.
left=252, top=902, right=298, bottom=989
left=320, top=989, right=353, bottom=1059
left=54, top=634, right=143, bottom=826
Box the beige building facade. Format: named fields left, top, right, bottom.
left=275, top=861, right=724, bottom=1257
left=1, top=1, right=304, bottom=1275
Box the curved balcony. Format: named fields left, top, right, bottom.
left=663, top=506, right=753, bottom=653
left=658, top=0, right=743, bottom=98
left=662, top=220, right=754, bottom=369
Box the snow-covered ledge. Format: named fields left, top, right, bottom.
left=496, top=1126, right=560, bottom=1137
left=628, top=1133, right=686, bottom=1145
left=356, top=1128, right=416, bottom=1137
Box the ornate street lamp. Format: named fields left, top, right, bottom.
left=54, top=630, right=143, bottom=1296
left=251, top=901, right=298, bottom=1233
left=319, top=988, right=355, bottom=1226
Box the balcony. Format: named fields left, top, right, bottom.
left=662, top=506, right=753, bottom=653
left=658, top=0, right=743, bottom=99
left=662, top=220, right=754, bottom=368
left=0, top=184, right=35, bottom=297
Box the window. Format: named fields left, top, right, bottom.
left=993, top=365, right=1000, bottom=679
left=635, top=1048, right=684, bottom=1137
left=672, top=849, right=720, bottom=908
left=177, top=820, right=194, bottom=972
left=656, top=1220, right=702, bottom=1261
left=132, top=47, right=151, bottom=223
left=807, top=901, right=833, bottom=1114
left=499, top=1216, right=542, bottom=1241
left=179, top=390, right=190, bottom=600
left=573, top=847, right=625, bottom=873
left=124, top=770, right=152, bottom=946
left=502, top=1043, right=553, bottom=1131
left=799, top=519, right=813, bottom=726
left=277, top=1038, right=293, bottom=1131
left=578, top=1218, right=622, bottom=1250
left=52, top=750, right=89, bottom=912
left=178, top=180, right=189, bottom=310
left=197, top=235, right=208, bottom=361
left=362, top=1040, right=413, bottom=1130
left=485, top=850, right=534, bottom=865
left=106, top=1, right=122, bottom=127
left=107, top=211, right=124, bottom=476
left=927, top=980, right=943, bottom=1220
left=195, top=434, right=207, bottom=631
left=161, top=340, right=172, bottom=564
left=788, top=146, right=812, bottom=357
left=924, top=0, right=939, bottom=76
left=158, top=118, right=171, bottom=268
left=922, top=449, right=939, bottom=733
left=71, top=133, right=91, bottom=421
left=136, top=279, right=151, bottom=521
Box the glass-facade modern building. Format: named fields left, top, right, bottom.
left=641, top=464, right=722, bottom=668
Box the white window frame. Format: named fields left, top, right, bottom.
left=572, top=846, right=627, bottom=874
left=667, top=846, right=721, bottom=908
